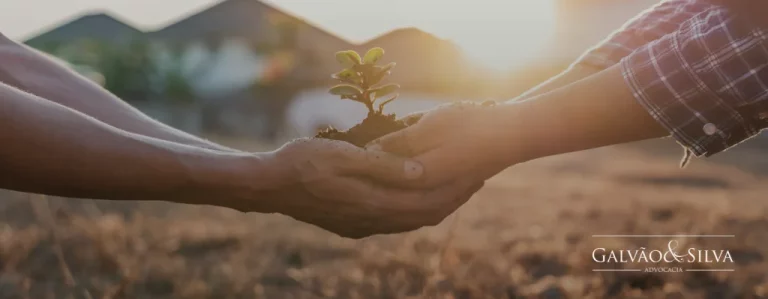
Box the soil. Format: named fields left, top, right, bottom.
left=314, top=112, right=408, bottom=147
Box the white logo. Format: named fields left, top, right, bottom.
left=590, top=235, right=735, bottom=273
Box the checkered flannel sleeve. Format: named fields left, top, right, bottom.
left=621, top=4, right=768, bottom=165
left=574, top=0, right=711, bottom=71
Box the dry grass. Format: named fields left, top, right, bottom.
left=0, top=138, right=767, bottom=298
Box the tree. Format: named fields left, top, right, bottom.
left=96, top=39, right=156, bottom=101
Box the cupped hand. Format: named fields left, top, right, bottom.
left=367, top=101, right=526, bottom=189
left=242, top=138, right=484, bottom=239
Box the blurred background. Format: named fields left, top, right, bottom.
left=1, top=0, right=768, bottom=298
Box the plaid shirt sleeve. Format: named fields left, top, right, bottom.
left=621, top=3, right=768, bottom=166
left=574, top=0, right=711, bottom=71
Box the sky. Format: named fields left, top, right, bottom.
left=0, top=0, right=557, bottom=69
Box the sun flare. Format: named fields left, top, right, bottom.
left=408, top=0, right=557, bottom=71
left=441, top=1, right=556, bottom=71
left=265, top=0, right=556, bottom=71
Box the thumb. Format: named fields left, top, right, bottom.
left=366, top=124, right=434, bottom=157
left=336, top=149, right=425, bottom=185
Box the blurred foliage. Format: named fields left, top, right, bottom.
left=97, top=39, right=156, bottom=100
left=162, top=68, right=195, bottom=104
left=251, top=15, right=308, bottom=140
left=38, top=38, right=195, bottom=104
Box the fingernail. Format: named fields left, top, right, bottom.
left=404, top=160, right=423, bottom=180
left=367, top=143, right=382, bottom=152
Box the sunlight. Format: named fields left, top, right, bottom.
left=263, top=0, right=557, bottom=71
left=412, top=0, right=557, bottom=71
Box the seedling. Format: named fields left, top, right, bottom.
left=315, top=47, right=409, bottom=147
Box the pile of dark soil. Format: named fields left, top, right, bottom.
left=315, top=113, right=408, bottom=147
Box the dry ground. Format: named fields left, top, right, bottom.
left=1, top=136, right=767, bottom=298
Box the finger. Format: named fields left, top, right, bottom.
left=401, top=112, right=424, bottom=126
left=365, top=124, right=436, bottom=157
left=359, top=180, right=483, bottom=232
left=416, top=179, right=477, bottom=209
left=405, top=144, right=475, bottom=189
left=313, top=175, right=426, bottom=206
left=304, top=174, right=374, bottom=203
left=443, top=180, right=484, bottom=215
left=335, top=148, right=425, bottom=185
left=312, top=177, right=437, bottom=232
left=302, top=177, right=407, bottom=239
left=398, top=179, right=480, bottom=226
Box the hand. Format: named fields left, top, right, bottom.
left=236, top=138, right=484, bottom=239
left=367, top=101, right=527, bottom=188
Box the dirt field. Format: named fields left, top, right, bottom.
left=0, top=137, right=767, bottom=298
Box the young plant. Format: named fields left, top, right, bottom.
left=329, top=48, right=399, bottom=116
left=315, top=47, right=409, bottom=147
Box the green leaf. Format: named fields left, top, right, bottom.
left=329, top=84, right=363, bottom=96
left=367, top=62, right=396, bottom=85
left=378, top=94, right=398, bottom=112
left=363, top=47, right=384, bottom=64
left=370, top=83, right=399, bottom=98
left=331, top=68, right=360, bottom=81
left=335, top=50, right=361, bottom=68
left=379, top=62, right=396, bottom=73
left=368, top=69, right=390, bottom=86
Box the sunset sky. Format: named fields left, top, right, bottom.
left=0, top=0, right=556, bottom=69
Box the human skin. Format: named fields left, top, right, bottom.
left=0, top=33, right=489, bottom=238
left=368, top=64, right=668, bottom=188
left=0, top=81, right=482, bottom=238
left=0, top=33, right=236, bottom=152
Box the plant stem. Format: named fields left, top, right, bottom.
left=360, top=69, right=375, bottom=115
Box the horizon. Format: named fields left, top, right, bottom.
left=1, top=0, right=556, bottom=70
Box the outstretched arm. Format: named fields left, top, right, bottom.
left=0, top=33, right=237, bottom=152
left=371, top=4, right=768, bottom=187
left=0, top=81, right=482, bottom=238
left=0, top=81, right=262, bottom=204
left=370, top=64, right=668, bottom=187
left=514, top=0, right=700, bottom=101
left=514, top=65, right=601, bottom=101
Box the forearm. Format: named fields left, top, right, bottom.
left=496, top=64, right=668, bottom=162
left=0, top=35, right=237, bottom=152
left=513, top=64, right=603, bottom=102
left=0, top=82, right=276, bottom=208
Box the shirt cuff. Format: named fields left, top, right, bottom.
left=619, top=36, right=756, bottom=158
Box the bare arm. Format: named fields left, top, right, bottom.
left=512, top=0, right=697, bottom=102
left=0, top=81, right=266, bottom=206
left=0, top=34, right=237, bottom=152
left=498, top=64, right=668, bottom=161
left=0, top=81, right=486, bottom=238
left=371, top=64, right=669, bottom=187
left=513, top=64, right=602, bottom=101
